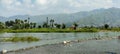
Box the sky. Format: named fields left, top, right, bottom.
left=0, top=0, right=120, bottom=17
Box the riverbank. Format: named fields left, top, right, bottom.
left=0, top=28, right=99, bottom=33
left=1, top=28, right=120, bottom=33
left=5, top=36, right=118, bottom=54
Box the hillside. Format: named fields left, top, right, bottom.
left=78, top=7, right=120, bottom=27
left=0, top=7, right=120, bottom=27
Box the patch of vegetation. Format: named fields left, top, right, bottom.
left=1, top=28, right=99, bottom=33
left=78, top=28, right=99, bottom=32
left=4, top=36, right=40, bottom=42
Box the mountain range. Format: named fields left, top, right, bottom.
left=0, top=7, right=120, bottom=27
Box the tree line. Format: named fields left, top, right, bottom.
left=0, top=17, right=68, bottom=30
left=0, top=17, right=110, bottom=30
left=3, top=18, right=36, bottom=29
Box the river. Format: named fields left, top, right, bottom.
left=0, top=31, right=120, bottom=54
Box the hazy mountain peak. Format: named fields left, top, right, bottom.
left=0, top=8, right=120, bottom=26
left=9, top=15, right=30, bottom=18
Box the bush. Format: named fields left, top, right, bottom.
left=4, top=36, right=40, bottom=42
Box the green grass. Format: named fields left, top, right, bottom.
left=99, top=28, right=120, bottom=32
left=0, top=28, right=99, bottom=33
left=3, top=36, right=40, bottom=42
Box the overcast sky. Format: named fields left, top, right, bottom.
left=0, top=0, right=120, bottom=17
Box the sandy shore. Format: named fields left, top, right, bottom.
left=6, top=36, right=119, bottom=54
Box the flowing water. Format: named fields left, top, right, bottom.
left=0, top=31, right=120, bottom=54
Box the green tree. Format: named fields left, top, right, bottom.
left=33, top=23, right=36, bottom=28
left=50, top=19, right=54, bottom=28
left=12, top=24, right=21, bottom=30
left=13, top=19, right=24, bottom=29
left=30, top=22, right=34, bottom=28
left=104, top=24, right=109, bottom=29
left=5, top=20, right=15, bottom=28
left=24, top=19, right=30, bottom=29
left=24, top=19, right=27, bottom=23
left=24, top=23, right=30, bottom=29
left=43, top=22, right=48, bottom=28
left=54, top=24, right=61, bottom=29
left=38, top=25, right=41, bottom=28
left=15, top=19, right=21, bottom=24
left=62, top=23, right=66, bottom=29
left=28, top=17, right=30, bottom=24
left=5, top=21, right=10, bottom=27
left=0, top=22, right=5, bottom=29
left=73, top=22, right=78, bottom=30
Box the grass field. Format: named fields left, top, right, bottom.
left=0, top=28, right=99, bottom=33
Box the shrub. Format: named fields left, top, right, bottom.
left=4, top=36, right=40, bottom=42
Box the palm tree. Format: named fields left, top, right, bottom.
left=104, top=24, right=109, bottom=29
left=28, top=17, right=30, bottom=24
left=24, top=19, right=30, bottom=29
left=73, top=22, right=78, bottom=30
left=24, top=20, right=27, bottom=23
left=43, top=22, right=48, bottom=28
left=54, top=23, right=61, bottom=29
left=14, top=19, right=21, bottom=29
left=33, top=23, right=36, bottom=28
left=15, top=19, right=20, bottom=24
left=5, top=21, right=10, bottom=27
left=50, top=19, right=54, bottom=28
left=62, top=23, right=66, bottom=29
left=30, top=22, right=33, bottom=28
left=46, top=17, right=49, bottom=27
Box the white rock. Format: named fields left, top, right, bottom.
left=63, top=41, right=70, bottom=44
left=63, top=41, right=67, bottom=44
left=2, top=49, right=7, bottom=54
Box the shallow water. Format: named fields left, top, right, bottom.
left=0, top=31, right=120, bottom=52
left=7, top=39, right=120, bottom=54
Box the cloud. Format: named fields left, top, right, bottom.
left=68, top=0, right=113, bottom=8
left=0, top=0, right=119, bottom=17
left=36, top=0, right=47, bottom=5
left=112, top=0, right=120, bottom=8
left=0, top=0, right=14, bottom=5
